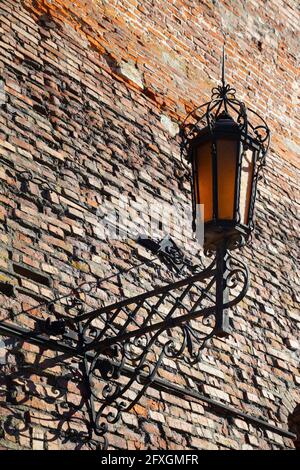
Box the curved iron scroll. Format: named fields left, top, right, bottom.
left=0, top=236, right=249, bottom=449
left=76, top=240, right=249, bottom=442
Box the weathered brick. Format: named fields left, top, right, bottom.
left=0, top=0, right=298, bottom=453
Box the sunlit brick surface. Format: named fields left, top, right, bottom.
left=0, top=0, right=299, bottom=450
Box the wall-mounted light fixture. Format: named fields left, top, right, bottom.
left=0, top=47, right=270, bottom=449
left=181, top=47, right=270, bottom=250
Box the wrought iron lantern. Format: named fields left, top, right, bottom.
left=181, top=49, right=270, bottom=250
left=0, top=48, right=274, bottom=450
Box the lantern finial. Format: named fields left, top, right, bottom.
left=221, top=42, right=226, bottom=88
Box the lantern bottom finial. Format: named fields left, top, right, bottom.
left=203, top=222, right=250, bottom=251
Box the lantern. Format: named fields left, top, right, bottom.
left=181, top=52, right=270, bottom=250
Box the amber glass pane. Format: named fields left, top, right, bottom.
left=195, top=141, right=213, bottom=222
left=217, top=139, right=238, bottom=220
left=239, top=148, right=254, bottom=225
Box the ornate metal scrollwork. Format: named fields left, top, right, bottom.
left=0, top=235, right=249, bottom=449
left=69, top=238, right=249, bottom=445
left=180, top=65, right=270, bottom=168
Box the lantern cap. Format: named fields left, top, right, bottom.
left=216, top=110, right=232, bottom=120
left=181, top=41, right=270, bottom=159
left=214, top=110, right=241, bottom=137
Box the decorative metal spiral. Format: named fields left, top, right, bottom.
left=79, top=246, right=249, bottom=439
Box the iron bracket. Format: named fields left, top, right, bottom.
left=0, top=237, right=249, bottom=449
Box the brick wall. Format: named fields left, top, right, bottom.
left=0, top=0, right=299, bottom=450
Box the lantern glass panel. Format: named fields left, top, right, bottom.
left=195, top=140, right=213, bottom=222
left=216, top=138, right=238, bottom=220
left=239, top=147, right=255, bottom=225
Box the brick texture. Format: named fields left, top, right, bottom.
left=0, top=0, right=299, bottom=450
